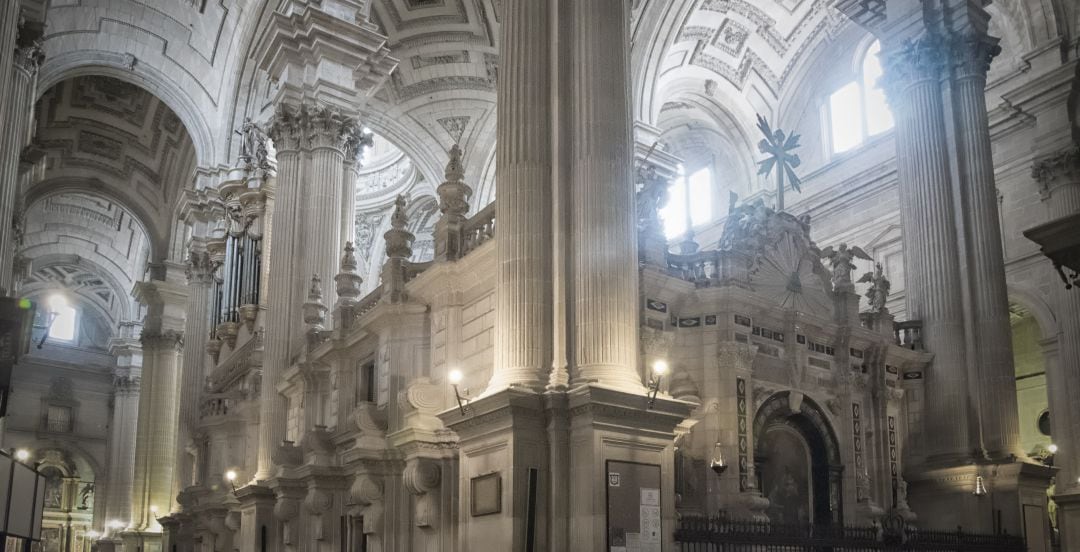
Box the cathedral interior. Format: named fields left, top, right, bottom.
left=0, top=0, right=1078, bottom=551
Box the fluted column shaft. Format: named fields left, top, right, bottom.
left=255, top=135, right=303, bottom=479
left=174, top=259, right=213, bottom=492
left=884, top=37, right=971, bottom=462
left=104, top=376, right=141, bottom=532
left=951, top=36, right=1021, bottom=458
left=341, top=160, right=359, bottom=254
left=0, top=51, right=38, bottom=295
left=305, top=141, right=345, bottom=308
left=569, top=0, right=641, bottom=391
left=489, top=0, right=553, bottom=391
left=130, top=332, right=184, bottom=529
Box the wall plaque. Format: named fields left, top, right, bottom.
left=470, top=472, right=501, bottom=517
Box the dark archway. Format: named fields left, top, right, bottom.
left=753, top=391, right=843, bottom=526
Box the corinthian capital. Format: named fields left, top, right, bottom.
left=14, top=40, right=44, bottom=74
left=186, top=250, right=216, bottom=285
left=881, top=34, right=948, bottom=98
left=308, top=104, right=361, bottom=152
left=1032, top=146, right=1080, bottom=200
left=949, top=32, right=1001, bottom=79
left=267, top=103, right=309, bottom=152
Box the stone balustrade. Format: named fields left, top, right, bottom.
left=459, top=202, right=496, bottom=257
left=893, top=320, right=924, bottom=351
left=200, top=394, right=236, bottom=419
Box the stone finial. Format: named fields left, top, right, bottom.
left=303, top=274, right=328, bottom=331
left=437, top=145, right=472, bottom=222
left=384, top=195, right=414, bottom=260
left=335, top=242, right=364, bottom=305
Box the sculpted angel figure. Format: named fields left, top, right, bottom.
left=635, top=164, right=669, bottom=233
left=858, top=262, right=892, bottom=313
left=820, top=243, right=872, bottom=288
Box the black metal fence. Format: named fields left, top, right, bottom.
left=675, top=516, right=1026, bottom=552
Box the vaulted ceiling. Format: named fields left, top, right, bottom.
left=32, top=76, right=197, bottom=256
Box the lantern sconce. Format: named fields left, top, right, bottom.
left=973, top=475, right=988, bottom=497
left=225, top=470, right=238, bottom=492
left=647, top=360, right=668, bottom=409
left=710, top=441, right=728, bottom=476
left=449, top=369, right=471, bottom=415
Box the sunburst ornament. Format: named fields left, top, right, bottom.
left=756, top=114, right=803, bottom=212
left=753, top=232, right=832, bottom=314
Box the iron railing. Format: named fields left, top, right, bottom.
left=675, top=516, right=1025, bottom=552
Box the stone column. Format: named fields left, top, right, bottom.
left=305, top=109, right=359, bottom=309
left=882, top=34, right=971, bottom=463
left=174, top=248, right=214, bottom=496
left=256, top=109, right=305, bottom=480
left=488, top=0, right=553, bottom=392
left=569, top=0, right=641, bottom=392
left=0, top=40, right=41, bottom=295
left=102, top=332, right=141, bottom=535
left=950, top=31, right=1022, bottom=459
left=126, top=272, right=188, bottom=544
left=1031, top=148, right=1080, bottom=550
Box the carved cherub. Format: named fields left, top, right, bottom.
left=858, top=262, right=892, bottom=313
left=820, top=243, right=872, bottom=288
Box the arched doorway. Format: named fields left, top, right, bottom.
left=754, top=392, right=843, bottom=526
left=1008, top=301, right=1053, bottom=458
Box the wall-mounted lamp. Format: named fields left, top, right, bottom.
left=710, top=441, right=728, bottom=476
left=225, top=470, right=238, bottom=492
left=973, top=475, right=988, bottom=497
left=449, top=369, right=471, bottom=415
left=647, top=360, right=668, bottom=408
left=1048, top=443, right=1059, bottom=454
left=14, top=449, right=29, bottom=462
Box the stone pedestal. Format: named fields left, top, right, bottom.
left=565, top=386, right=692, bottom=552
left=236, top=485, right=276, bottom=552
left=441, top=388, right=548, bottom=551
left=441, top=386, right=691, bottom=552
left=906, top=462, right=1054, bottom=539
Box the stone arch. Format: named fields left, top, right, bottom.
left=1007, top=284, right=1059, bottom=342
left=754, top=391, right=843, bottom=525
left=37, top=58, right=215, bottom=167
left=24, top=182, right=161, bottom=262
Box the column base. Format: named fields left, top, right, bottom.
left=120, top=530, right=162, bottom=552
left=906, top=461, right=1053, bottom=541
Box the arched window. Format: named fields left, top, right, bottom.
left=46, top=294, right=78, bottom=342
left=826, top=40, right=894, bottom=155
left=660, top=166, right=713, bottom=239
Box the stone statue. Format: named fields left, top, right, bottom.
left=635, top=164, right=669, bottom=234
left=236, top=117, right=269, bottom=170
left=858, top=262, right=892, bottom=313
left=820, top=243, right=872, bottom=289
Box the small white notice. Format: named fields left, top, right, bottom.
left=625, top=532, right=641, bottom=552
left=640, top=488, right=659, bottom=506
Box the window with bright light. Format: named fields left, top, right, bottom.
left=46, top=295, right=77, bottom=342
left=660, top=166, right=713, bottom=239
left=827, top=40, right=894, bottom=155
